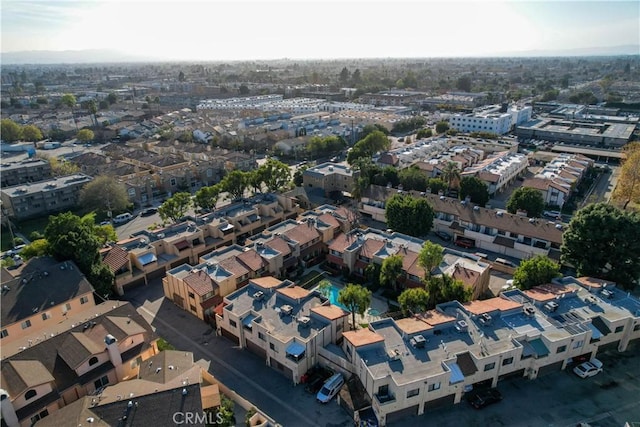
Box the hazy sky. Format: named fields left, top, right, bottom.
left=2, top=0, right=639, bottom=59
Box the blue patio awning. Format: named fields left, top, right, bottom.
left=446, top=362, right=464, bottom=384
left=242, top=314, right=256, bottom=329
left=286, top=341, right=306, bottom=358
left=138, top=253, right=157, bottom=266
left=529, top=338, right=549, bottom=357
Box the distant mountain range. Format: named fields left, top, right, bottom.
left=2, top=45, right=638, bottom=64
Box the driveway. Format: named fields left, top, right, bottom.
left=123, top=280, right=353, bottom=427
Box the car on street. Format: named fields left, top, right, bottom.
left=4, top=245, right=26, bottom=258
left=467, top=388, right=503, bottom=409
left=573, top=359, right=603, bottom=378
left=543, top=210, right=562, bottom=220
left=434, top=231, right=452, bottom=241
left=140, top=207, right=158, bottom=217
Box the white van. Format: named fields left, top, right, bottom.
left=316, top=373, right=344, bottom=403
left=113, top=213, right=133, bottom=224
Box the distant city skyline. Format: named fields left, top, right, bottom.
left=2, top=0, right=639, bottom=61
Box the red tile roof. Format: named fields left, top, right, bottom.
left=236, top=249, right=268, bottom=272
left=219, top=257, right=249, bottom=278
left=184, top=270, right=216, bottom=296
left=451, top=264, right=480, bottom=289
left=265, top=236, right=291, bottom=256
left=284, top=223, right=320, bottom=246
left=102, top=246, right=129, bottom=273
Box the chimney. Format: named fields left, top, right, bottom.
left=0, top=390, right=19, bottom=427
left=105, top=334, right=125, bottom=381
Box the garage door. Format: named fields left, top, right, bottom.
left=269, top=357, right=293, bottom=380
left=147, top=267, right=166, bottom=280
left=386, top=405, right=419, bottom=424
left=423, top=394, right=455, bottom=411
left=538, top=360, right=563, bottom=377
left=220, top=327, right=239, bottom=346
left=246, top=340, right=267, bottom=360
left=170, top=257, right=189, bottom=269
left=500, top=368, right=525, bottom=381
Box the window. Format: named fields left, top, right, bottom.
left=377, top=384, right=389, bottom=396
left=428, top=382, right=441, bottom=392
left=42, top=312, right=51, bottom=321
left=188, top=292, right=195, bottom=299
left=80, top=296, right=89, bottom=304
left=258, top=332, right=265, bottom=341
left=0, top=329, right=7, bottom=339
left=634, top=324, right=640, bottom=332
left=30, top=409, right=49, bottom=424
left=94, top=375, right=109, bottom=390
left=25, top=389, right=38, bottom=400
left=21, top=320, right=32, bottom=329
left=170, top=178, right=177, bottom=186
left=573, top=340, right=584, bottom=349
left=190, top=305, right=197, bottom=312
left=89, top=356, right=99, bottom=366
left=484, top=362, right=496, bottom=371
left=269, top=342, right=278, bottom=353
left=556, top=345, right=567, bottom=353
left=62, top=303, right=71, bottom=314
left=615, top=326, right=624, bottom=333
left=407, top=388, right=420, bottom=398
left=229, top=320, right=237, bottom=328
left=502, top=357, right=513, bottom=366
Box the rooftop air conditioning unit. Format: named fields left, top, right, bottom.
left=281, top=305, right=293, bottom=316
left=253, top=291, right=265, bottom=300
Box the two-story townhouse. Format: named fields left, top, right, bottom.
left=360, top=185, right=564, bottom=261
left=460, top=151, right=528, bottom=195
left=215, top=277, right=349, bottom=384
left=302, top=163, right=358, bottom=198
left=33, top=349, right=225, bottom=427
left=1, top=257, right=96, bottom=345
left=521, top=177, right=571, bottom=208
left=0, top=302, right=158, bottom=427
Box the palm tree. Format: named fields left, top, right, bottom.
left=441, top=161, right=461, bottom=190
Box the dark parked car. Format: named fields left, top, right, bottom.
left=467, top=389, right=502, bottom=409
left=140, top=207, right=158, bottom=217
left=434, top=231, right=452, bottom=241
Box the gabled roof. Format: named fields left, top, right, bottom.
left=1, top=360, right=55, bottom=397
left=283, top=223, right=320, bottom=247
left=343, top=329, right=385, bottom=347
left=265, top=236, right=291, bottom=256
left=236, top=249, right=268, bottom=272
left=183, top=270, right=216, bottom=296
left=311, top=304, right=348, bottom=321
left=102, top=246, right=129, bottom=273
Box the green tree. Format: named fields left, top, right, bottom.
left=513, top=255, right=561, bottom=290
left=561, top=203, right=640, bottom=290
left=1, top=119, right=23, bottom=142
left=61, top=93, right=78, bottom=131
left=506, top=187, right=545, bottom=218
left=261, top=159, right=291, bottom=192
left=380, top=254, right=404, bottom=290
left=416, top=128, right=433, bottom=139
left=385, top=194, right=434, bottom=237
left=398, top=167, right=428, bottom=192
left=20, top=239, right=49, bottom=260
left=426, top=274, right=473, bottom=307
left=89, top=262, right=116, bottom=298
left=347, top=131, right=390, bottom=165
left=614, top=147, right=640, bottom=209
left=94, top=224, right=118, bottom=245
left=398, top=287, right=429, bottom=315
left=21, top=125, right=43, bottom=142
left=158, top=192, right=192, bottom=223
left=76, top=128, right=95, bottom=142
left=107, top=92, right=118, bottom=104
left=427, top=178, right=447, bottom=195
left=338, top=284, right=372, bottom=330
left=194, top=184, right=221, bottom=212
left=435, top=121, right=450, bottom=134
left=418, top=240, right=444, bottom=278
left=441, top=162, right=461, bottom=190
left=456, top=75, right=472, bottom=92
left=459, top=176, right=490, bottom=206
left=365, top=263, right=381, bottom=288
left=220, top=170, right=248, bottom=200
left=40, top=155, right=80, bottom=176
left=214, top=396, right=235, bottom=427
left=79, top=176, right=130, bottom=216
left=316, top=280, right=332, bottom=299
left=339, top=67, right=350, bottom=84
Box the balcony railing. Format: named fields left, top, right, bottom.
left=374, top=393, right=396, bottom=405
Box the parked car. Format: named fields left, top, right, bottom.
left=5, top=244, right=26, bottom=258
left=573, top=359, right=603, bottom=378
left=543, top=210, right=562, bottom=220
left=467, top=388, right=503, bottom=409
left=316, top=373, right=344, bottom=403
left=494, top=258, right=516, bottom=268
left=113, top=212, right=134, bottom=224
left=140, top=207, right=158, bottom=217
left=434, top=231, right=452, bottom=241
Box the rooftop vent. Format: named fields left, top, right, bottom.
left=281, top=305, right=293, bottom=316
left=496, top=211, right=504, bottom=217
left=473, top=205, right=480, bottom=211
left=529, top=218, right=535, bottom=223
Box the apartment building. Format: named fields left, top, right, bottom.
left=303, top=162, right=358, bottom=197
left=215, top=277, right=350, bottom=384
left=104, top=193, right=299, bottom=295
left=360, top=186, right=564, bottom=261
left=360, top=91, right=427, bottom=107
left=0, top=174, right=93, bottom=220
left=419, top=92, right=488, bottom=109
left=461, top=151, right=528, bottom=195
left=339, top=278, right=640, bottom=425
left=449, top=112, right=513, bottom=135
left=325, top=228, right=490, bottom=298
left=1, top=257, right=96, bottom=346
left=0, top=302, right=158, bottom=427
left=0, top=158, right=52, bottom=188
left=522, top=153, right=593, bottom=208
